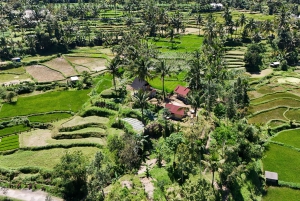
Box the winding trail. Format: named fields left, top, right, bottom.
left=0, top=188, right=63, bottom=201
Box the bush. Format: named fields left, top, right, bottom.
left=100, top=88, right=120, bottom=98
left=81, top=107, right=116, bottom=117
left=59, top=123, right=107, bottom=132
left=111, top=119, right=136, bottom=135
left=120, top=108, right=142, bottom=121
left=94, top=100, right=119, bottom=111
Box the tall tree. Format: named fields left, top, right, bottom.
left=133, top=89, right=149, bottom=123
left=106, top=55, right=121, bottom=93
left=155, top=59, right=172, bottom=101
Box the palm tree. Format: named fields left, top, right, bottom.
left=195, top=13, right=204, bottom=36
left=133, top=89, right=149, bottom=124
left=239, top=13, right=247, bottom=34
left=187, top=92, right=203, bottom=121
left=202, top=151, right=219, bottom=187
left=155, top=59, right=172, bottom=101
left=132, top=56, right=153, bottom=81
left=263, top=19, right=274, bottom=37
left=106, top=55, right=121, bottom=93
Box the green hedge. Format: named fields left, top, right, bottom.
left=279, top=180, right=300, bottom=190
left=59, top=123, right=107, bottom=132
left=120, top=108, right=142, bottom=121
left=20, top=143, right=102, bottom=151
left=94, top=100, right=120, bottom=111
left=53, top=131, right=106, bottom=139
left=111, top=119, right=136, bottom=135
left=81, top=107, right=116, bottom=117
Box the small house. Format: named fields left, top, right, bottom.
left=131, top=77, right=156, bottom=98
left=265, top=171, right=278, bottom=186
left=11, top=57, right=21, bottom=62
left=174, top=85, right=190, bottom=102
left=165, top=103, right=186, bottom=120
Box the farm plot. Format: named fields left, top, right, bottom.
left=248, top=107, right=287, bottom=124
left=263, top=143, right=300, bottom=183
left=61, top=116, right=109, bottom=128
left=268, top=120, right=287, bottom=128
left=256, top=85, right=285, bottom=95
left=44, top=57, right=77, bottom=77
left=26, top=65, right=65, bottom=82
left=251, top=92, right=300, bottom=105
left=19, top=129, right=105, bottom=147
left=0, top=73, right=32, bottom=84
left=263, top=187, right=300, bottom=201
left=249, top=99, right=300, bottom=113
left=0, top=67, right=26, bottom=74
left=0, top=135, right=19, bottom=151
left=56, top=127, right=106, bottom=138
left=65, top=56, right=107, bottom=72
left=28, top=113, right=73, bottom=123
left=0, top=125, right=30, bottom=137
left=285, top=109, right=300, bottom=121
left=74, top=65, right=91, bottom=73
left=272, top=129, right=300, bottom=149
left=0, top=90, right=90, bottom=118
left=0, top=147, right=100, bottom=169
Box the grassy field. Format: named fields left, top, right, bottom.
left=0, top=147, right=100, bottom=169
left=268, top=120, right=286, bottom=128
left=58, top=127, right=106, bottom=135
left=61, top=116, right=109, bottom=127
left=150, top=35, right=204, bottom=53
left=28, top=113, right=73, bottom=123
left=263, top=143, right=300, bottom=183
left=95, top=74, right=113, bottom=93
left=248, top=107, right=287, bottom=124
left=0, top=90, right=90, bottom=119
left=272, top=129, right=300, bottom=149
left=263, top=187, right=300, bottom=201
left=0, top=73, right=31, bottom=84
left=0, top=125, right=30, bottom=137
left=0, top=135, right=19, bottom=151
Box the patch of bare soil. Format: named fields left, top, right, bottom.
left=140, top=177, right=155, bottom=201
left=26, top=65, right=64, bottom=82
left=138, top=159, right=157, bottom=175
left=248, top=91, right=264, bottom=99
left=247, top=68, right=273, bottom=78
left=2, top=79, right=32, bottom=86
left=0, top=188, right=63, bottom=201
left=277, top=77, right=300, bottom=84
left=19, top=129, right=51, bottom=147
left=75, top=65, right=91, bottom=73
left=121, top=181, right=133, bottom=189
left=184, top=28, right=200, bottom=35
left=44, top=57, right=77, bottom=77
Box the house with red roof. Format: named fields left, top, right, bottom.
left=165, top=103, right=187, bottom=120
left=174, top=85, right=190, bottom=102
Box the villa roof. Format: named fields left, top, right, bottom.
left=165, top=103, right=185, bottom=116
left=174, top=85, right=190, bottom=97
left=265, top=171, right=278, bottom=181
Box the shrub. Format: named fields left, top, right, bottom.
left=81, top=107, right=116, bottom=117
left=111, top=119, right=136, bottom=135
left=100, top=88, right=120, bottom=98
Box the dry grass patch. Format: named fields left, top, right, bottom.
left=61, top=116, right=109, bottom=128
left=75, top=65, right=91, bottom=73
left=248, top=107, right=287, bottom=124
left=65, top=56, right=107, bottom=72
left=248, top=91, right=264, bottom=99
left=26, top=65, right=64, bottom=82
left=0, top=74, right=32, bottom=84
left=268, top=120, right=286, bottom=128
left=44, top=57, right=77, bottom=77
left=285, top=109, right=300, bottom=121
left=65, top=56, right=100, bottom=65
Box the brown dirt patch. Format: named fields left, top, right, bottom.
left=26, top=65, right=65, bottom=82
left=247, top=68, right=273, bottom=78
left=140, top=177, right=155, bottom=200
left=61, top=116, right=109, bottom=128
left=184, top=28, right=200, bottom=35
left=44, top=57, right=77, bottom=77
left=75, top=65, right=91, bottom=73
left=248, top=91, right=264, bottom=99
left=65, top=56, right=100, bottom=65
left=19, top=129, right=51, bottom=147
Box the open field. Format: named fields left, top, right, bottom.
left=0, top=90, right=90, bottom=119
left=95, top=74, right=113, bottom=93
left=263, top=187, right=300, bottom=201
left=0, top=125, right=30, bottom=137
left=61, top=116, right=109, bottom=127
left=0, top=135, right=19, bottom=151
left=0, top=67, right=26, bottom=74
left=272, top=129, right=300, bottom=149
left=0, top=147, right=100, bottom=169
left=25, top=65, right=65, bottom=82
left=44, top=57, right=77, bottom=77
left=248, top=107, right=287, bottom=124
left=74, top=65, right=91, bottom=73
left=19, top=129, right=105, bottom=147
left=249, top=99, right=300, bottom=113
left=28, top=113, right=73, bottom=123
left=263, top=143, right=300, bottom=183
left=0, top=73, right=32, bottom=84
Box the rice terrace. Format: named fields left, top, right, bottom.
left=0, top=0, right=300, bottom=200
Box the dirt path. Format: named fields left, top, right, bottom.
left=0, top=188, right=63, bottom=201
left=247, top=68, right=273, bottom=78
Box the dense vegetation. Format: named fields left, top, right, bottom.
left=0, top=0, right=300, bottom=201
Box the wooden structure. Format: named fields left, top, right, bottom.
left=174, top=85, right=190, bottom=102
left=165, top=103, right=186, bottom=120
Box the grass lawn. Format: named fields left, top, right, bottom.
left=150, top=35, right=204, bottom=53
left=0, top=147, right=99, bottom=169
left=28, top=113, right=73, bottom=123
left=248, top=99, right=300, bottom=113
left=0, top=90, right=90, bottom=119
left=263, top=187, right=300, bottom=201
left=263, top=143, right=300, bottom=183
left=0, top=67, right=26, bottom=74
left=61, top=116, right=109, bottom=127
left=272, top=129, right=300, bottom=149
left=251, top=92, right=300, bottom=105
left=0, top=125, right=30, bottom=137
left=95, top=74, right=113, bottom=93
left=0, top=73, right=31, bottom=84
left=248, top=107, right=287, bottom=124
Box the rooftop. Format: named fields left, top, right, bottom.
left=265, top=171, right=278, bottom=180
left=174, top=85, right=190, bottom=97
left=165, top=103, right=185, bottom=116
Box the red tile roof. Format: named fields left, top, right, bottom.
left=174, top=85, right=190, bottom=97
left=165, top=103, right=185, bottom=116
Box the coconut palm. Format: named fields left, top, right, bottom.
left=187, top=92, right=203, bottom=121
left=106, top=55, right=121, bottom=93
left=155, top=59, right=172, bottom=101
left=133, top=89, right=149, bottom=124
left=132, top=56, right=154, bottom=81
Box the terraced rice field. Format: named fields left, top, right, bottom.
left=65, top=56, right=107, bottom=72
left=0, top=147, right=100, bottom=169
left=224, top=49, right=245, bottom=70
left=44, top=57, right=77, bottom=77
left=26, top=65, right=65, bottom=82
left=248, top=107, right=288, bottom=124
left=0, top=135, right=19, bottom=151
left=284, top=109, right=300, bottom=121
left=272, top=129, right=300, bottom=148
left=249, top=99, right=300, bottom=113
left=61, top=116, right=109, bottom=128
left=251, top=92, right=300, bottom=105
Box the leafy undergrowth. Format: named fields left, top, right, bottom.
left=263, top=143, right=300, bottom=183
left=263, top=187, right=300, bottom=201
left=272, top=129, right=300, bottom=149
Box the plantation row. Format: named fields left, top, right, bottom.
left=0, top=135, right=19, bottom=152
